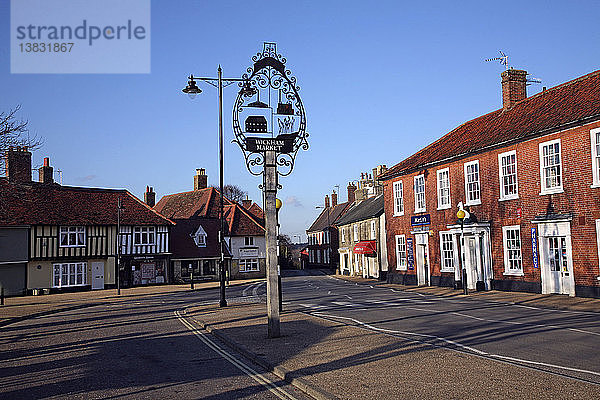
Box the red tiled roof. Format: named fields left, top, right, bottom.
left=379, top=70, right=600, bottom=180
left=0, top=179, right=173, bottom=226
left=245, top=202, right=264, bottom=221
left=223, top=204, right=265, bottom=236
left=154, top=187, right=234, bottom=219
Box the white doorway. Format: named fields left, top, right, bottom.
left=91, top=262, right=104, bottom=290
left=415, top=233, right=429, bottom=286
left=537, top=220, right=575, bottom=296
left=463, top=235, right=482, bottom=290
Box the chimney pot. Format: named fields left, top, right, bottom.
left=38, top=156, right=53, bottom=184
left=331, top=190, right=338, bottom=207
left=324, top=195, right=330, bottom=209
left=194, top=168, right=208, bottom=190
left=347, top=182, right=356, bottom=203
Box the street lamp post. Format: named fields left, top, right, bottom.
left=116, top=198, right=123, bottom=296
left=457, top=203, right=469, bottom=295
left=182, top=68, right=256, bottom=308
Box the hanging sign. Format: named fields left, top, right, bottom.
left=517, top=207, right=522, bottom=219
left=531, top=227, right=539, bottom=269
left=407, top=238, right=415, bottom=270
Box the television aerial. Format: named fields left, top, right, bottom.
left=485, top=50, right=509, bottom=69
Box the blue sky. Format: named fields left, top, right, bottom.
left=1, top=0, right=599, bottom=241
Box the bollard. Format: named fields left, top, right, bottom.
left=462, top=268, right=468, bottom=295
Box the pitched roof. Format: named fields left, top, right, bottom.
left=223, top=204, right=265, bottom=236
left=245, top=202, right=265, bottom=222
left=154, top=187, right=233, bottom=219
left=307, top=201, right=353, bottom=232
left=0, top=178, right=173, bottom=226
left=154, top=188, right=265, bottom=237
left=336, top=195, right=384, bottom=226
left=379, top=69, right=600, bottom=180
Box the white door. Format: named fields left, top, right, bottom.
left=91, top=262, right=104, bottom=290
left=463, top=236, right=480, bottom=290
left=546, top=236, right=574, bottom=295
left=416, top=244, right=429, bottom=285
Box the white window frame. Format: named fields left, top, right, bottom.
left=502, top=225, right=524, bottom=276
left=134, top=226, right=156, bottom=246
left=591, top=128, right=600, bottom=188
left=340, top=227, right=346, bottom=243
left=244, top=236, right=254, bottom=246
left=393, top=180, right=404, bottom=216
left=498, top=150, right=519, bottom=201
left=353, top=224, right=359, bottom=242
left=539, top=138, right=564, bottom=195
left=439, top=232, right=456, bottom=272
left=370, top=220, right=376, bottom=240
left=239, top=258, right=259, bottom=272
left=59, top=226, right=85, bottom=248
left=395, top=234, right=407, bottom=270
left=53, top=262, right=87, bottom=288
left=436, top=168, right=451, bottom=210
left=464, top=160, right=481, bottom=206
left=414, top=175, right=426, bottom=213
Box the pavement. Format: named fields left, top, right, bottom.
left=3, top=274, right=600, bottom=399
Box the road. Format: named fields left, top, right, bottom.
left=2, top=272, right=599, bottom=399
left=0, top=284, right=310, bottom=400
left=281, top=273, right=600, bottom=385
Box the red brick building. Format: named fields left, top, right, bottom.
left=379, top=68, right=600, bottom=298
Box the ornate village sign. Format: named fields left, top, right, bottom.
left=232, top=42, right=309, bottom=338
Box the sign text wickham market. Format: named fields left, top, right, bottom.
left=246, top=137, right=294, bottom=153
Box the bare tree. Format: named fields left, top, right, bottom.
left=1, top=105, right=42, bottom=173
left=212, top=184, right=248, bottom=203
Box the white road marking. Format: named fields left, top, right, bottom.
left=309, top=311, right=600, bottom=378
left=344, top=295, right=352, bottom=300
left=452, top=311, right=600, bottom=337
left=175, top=311, right=299, bottom=400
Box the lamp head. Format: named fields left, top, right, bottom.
left=182, top=75, right=202, bottom=99
left=276, top=198, right=283, bottom=210
left=239, top=80, right=257, bottom=97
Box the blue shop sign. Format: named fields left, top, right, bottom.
left=411, top=214, right=431, bottom=226
left=407, top=238, right=414, bottom=270
left=531, top=227, right=539, bottom=269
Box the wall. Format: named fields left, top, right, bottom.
left=0, top=227, right=28, bottom=262
left=384, top=120, right=600, bottom=295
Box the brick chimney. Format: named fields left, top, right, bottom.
left=501, top=69, right=527, bottom=109
left=324, top=195, right=330, bottom=208
left=194, top=168, right=207, bottom=190
left=242, top=198, right=252, bottom=208
left=347, top=182, right=356, bottom=203
left=331, top=190, right=338, bottom=207
left=6, top=146, right=32, bottom=183
left=144, top=186, right=156, bottom=207
left=38, top=157, right=54, bottom=184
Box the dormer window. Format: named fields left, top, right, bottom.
left=191, top=225, right=207, bottom=247
left=60, top=226, right=85, bottom=247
